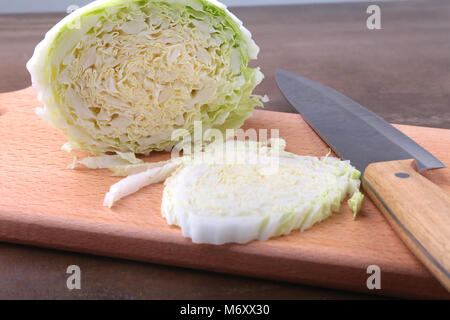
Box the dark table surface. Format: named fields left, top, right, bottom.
left=0, top=0, right=449, bottom=299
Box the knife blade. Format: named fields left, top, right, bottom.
left=275, top=70, right=445, bottom=172
left=276, top=69, right=450, bottom=292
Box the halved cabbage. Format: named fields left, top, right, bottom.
left=103, top=139, right=364, bottom=244
left=27, top=0, right=264, bottom=155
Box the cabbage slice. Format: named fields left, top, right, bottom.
left=104, top=161, right=179, bottom=207
left=77, top=152, right=143, bottom=169
left=103, top=139, right=364, bottom=244
left=348, top=191, right=364, bottom=219
left=27, top=0, right=264, bottom=155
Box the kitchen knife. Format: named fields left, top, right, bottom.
left=276, top=69, right=450, bottom=291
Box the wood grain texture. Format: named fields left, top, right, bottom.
left=1, top=87, right=449, bottom=298
left=363, top=159, right=450, bottom=291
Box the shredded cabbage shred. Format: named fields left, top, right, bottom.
left=27, top=0, right=264, bottom=155
left=103, top=139, right=364, bottom=245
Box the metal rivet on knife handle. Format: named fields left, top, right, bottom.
left=395, top=172, right=410, bottom=179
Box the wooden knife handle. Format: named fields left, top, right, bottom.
left=363, top=159, right=450, bottom=292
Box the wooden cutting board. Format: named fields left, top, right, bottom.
left=1, top=87, right=449, bottom=299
